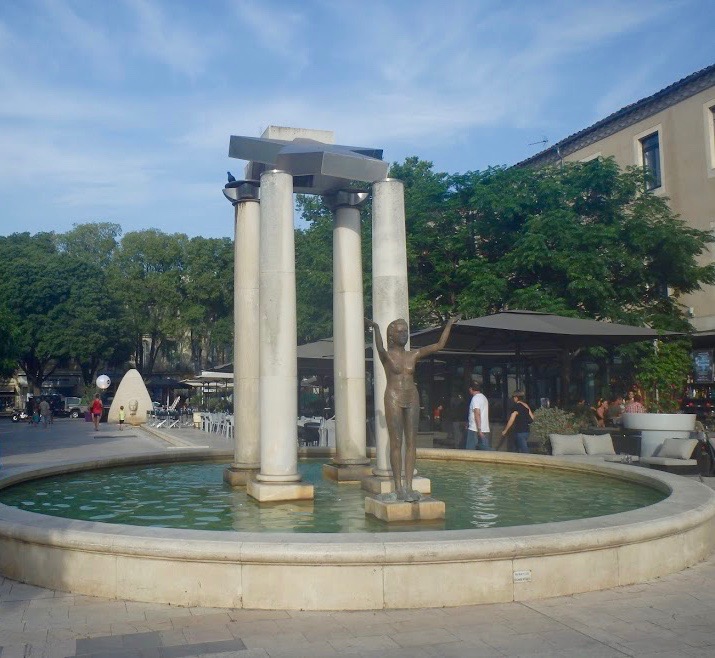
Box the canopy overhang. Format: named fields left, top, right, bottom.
left=410, top=310, right=679, bottom=354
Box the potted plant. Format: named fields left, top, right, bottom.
left=530, top=406, right=590, bottom=454
left=622, top=340, right=696, bottom=457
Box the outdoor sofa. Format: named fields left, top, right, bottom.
left=548, top=432, right=699, bottom=472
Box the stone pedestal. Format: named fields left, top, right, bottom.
left=322, top=463, right=373, bottom=482
left=247, top=479, right=314, bottom=502
left=223, top=466, right=257, bottom=486
left=365, top=495, right=445, bottom=522
left=361, top=475, right=431, bottom=495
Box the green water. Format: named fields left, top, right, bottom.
left=0, top=460, right=666, bottom=533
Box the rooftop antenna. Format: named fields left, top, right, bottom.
left=528, top=136, right=549, bottom=147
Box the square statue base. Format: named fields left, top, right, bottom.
left=223, top=466, right=259, bottom=487
left=247, top=479, right=314, bottom=502
left=322, top=463, right=373, bottom=482
left=365, top=495, right=445, bottom=522
left=362, top=476, right=431, bottom=495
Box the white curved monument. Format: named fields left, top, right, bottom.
left=107, top=369, right=153, bottom=425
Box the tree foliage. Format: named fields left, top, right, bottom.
left=1, top=154, right=712, bottom=398
left=295, top=195, right=334, bottom=343
left=635, top=339, right=693, bottom=412
left=392, top=157, right=714, bottom=331
left=0, top=233, right=125, bottom=390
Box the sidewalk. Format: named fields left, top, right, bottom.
left=1, top=418, right=714, bottom=657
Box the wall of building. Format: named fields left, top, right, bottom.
left=564, top=87, right=715, bottom=330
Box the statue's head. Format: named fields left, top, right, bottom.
left=386, top=318, right=409, bottom=347
left=128, top=399, right=138, bottom=415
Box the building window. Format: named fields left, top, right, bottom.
left=640, top=132, right=661, bottom=190
left=706, top=100, right=715, bottom=176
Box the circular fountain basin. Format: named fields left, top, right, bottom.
left=0, top=459, right=667, bottom=532
left=1, top=448, right=714, bottom=610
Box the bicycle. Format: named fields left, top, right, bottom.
left=694, top=431, right=715, bottom=476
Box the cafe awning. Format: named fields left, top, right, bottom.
left=410, top=310, right=678, bottom=354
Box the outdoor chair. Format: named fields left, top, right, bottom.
left=167, top=411, right=181, bottom=429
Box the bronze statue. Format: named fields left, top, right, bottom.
left=365, top=316, right=457, bottom=501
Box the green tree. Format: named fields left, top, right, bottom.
left=110, top=230, right=186, bottom=376
left=295, top=195, right=334, bottom=343
left=389, top=158, right=468, bottom=326
left=387, top=157, right=714, bottom=333
left=0, top=305, right=19, bottom=378
left=55, top=222, right=122, bottom=268
left=0, top=233, right=119, bottom=391
left=465, top=159, right=714, bottom=329
left=635, top=339, right=692, bottom=412
left=182, top=236, right=234, bottom=369
left=54, top=223, right=132, bottom=384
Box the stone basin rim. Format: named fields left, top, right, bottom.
left=1, top=448, right=713, bottom=565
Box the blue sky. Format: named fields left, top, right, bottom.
left=0, top=0, right=713, bottom=239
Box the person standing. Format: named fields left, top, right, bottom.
left=31, top=400, right=40, bottom=427
left=91, top=394, right=103, bottom=431
left=118, top=405, right=126, bottom=430
left=501, top=391, right=533, bottom=453
left=624, top=394, right=646, bottom=414
left=39, top=398, right=51, bottom=429
left=466, top=381, right=491, bottom=450
left=591, top=398, right=609, bottom=427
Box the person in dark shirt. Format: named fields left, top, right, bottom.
left=501, top=391, right=534, bottom=453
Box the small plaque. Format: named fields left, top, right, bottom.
left=513, top=569, right=532, bottom=583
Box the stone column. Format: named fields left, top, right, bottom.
left=363, top=179, right=431, bottom=495
left=224, top=183, right=261, bottom=486
left=247, top=169, right=313, bottom=502
left=370, top=179, right=409, bottom=478
left=322, top=191, right=372, bottom=482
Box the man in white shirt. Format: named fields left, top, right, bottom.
left=466, top=381, right=491, bottom=450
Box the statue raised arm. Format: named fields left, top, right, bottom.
left=366, top=316, right=458, bottom=501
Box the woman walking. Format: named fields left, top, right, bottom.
left=501, top=391, right=534, bottom=453
left=91, top=394, right=103, bottom=431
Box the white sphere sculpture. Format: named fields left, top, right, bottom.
left=96, top=375, right=111, bottom=390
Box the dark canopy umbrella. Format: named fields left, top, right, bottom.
left=410, top=310, right=680, bottom=405
left=410, top=310, right=678, bottom=354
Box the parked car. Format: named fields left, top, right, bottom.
left=26, top=394, right=87, bottom=418
left=62, top=396, right=88, bottom=419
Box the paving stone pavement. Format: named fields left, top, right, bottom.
left=1, top=417, right=714, bottom=657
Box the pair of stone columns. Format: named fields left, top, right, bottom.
left=224, top=171, right=409, bottom=501
left=222, top=171, right=311, bottom=501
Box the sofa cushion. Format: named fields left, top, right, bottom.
left=641, top=456, right=697, bottom=467
left=550, top=434, right=586, bottom=456
left=656, top=437, right=698, bottom=460
left=582, top=433, right=616, bottom=455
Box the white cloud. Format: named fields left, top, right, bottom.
left=0, top=127, right=163, bottom=207
left=0, top=0, right=695, bottom=236
left=40, top=0, right=122, bottom=77
left=0, top=80, right=136, bottom=123
left=124, top=0, right=215, bottom=78
left=231, top=0, right=309, bottom=71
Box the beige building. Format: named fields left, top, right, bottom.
left=519, top=63, right=715, bottom=332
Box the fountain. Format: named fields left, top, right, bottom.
left=1, top=449, right=713, bottom=609
left=0, top=128, right=713, bottom=609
